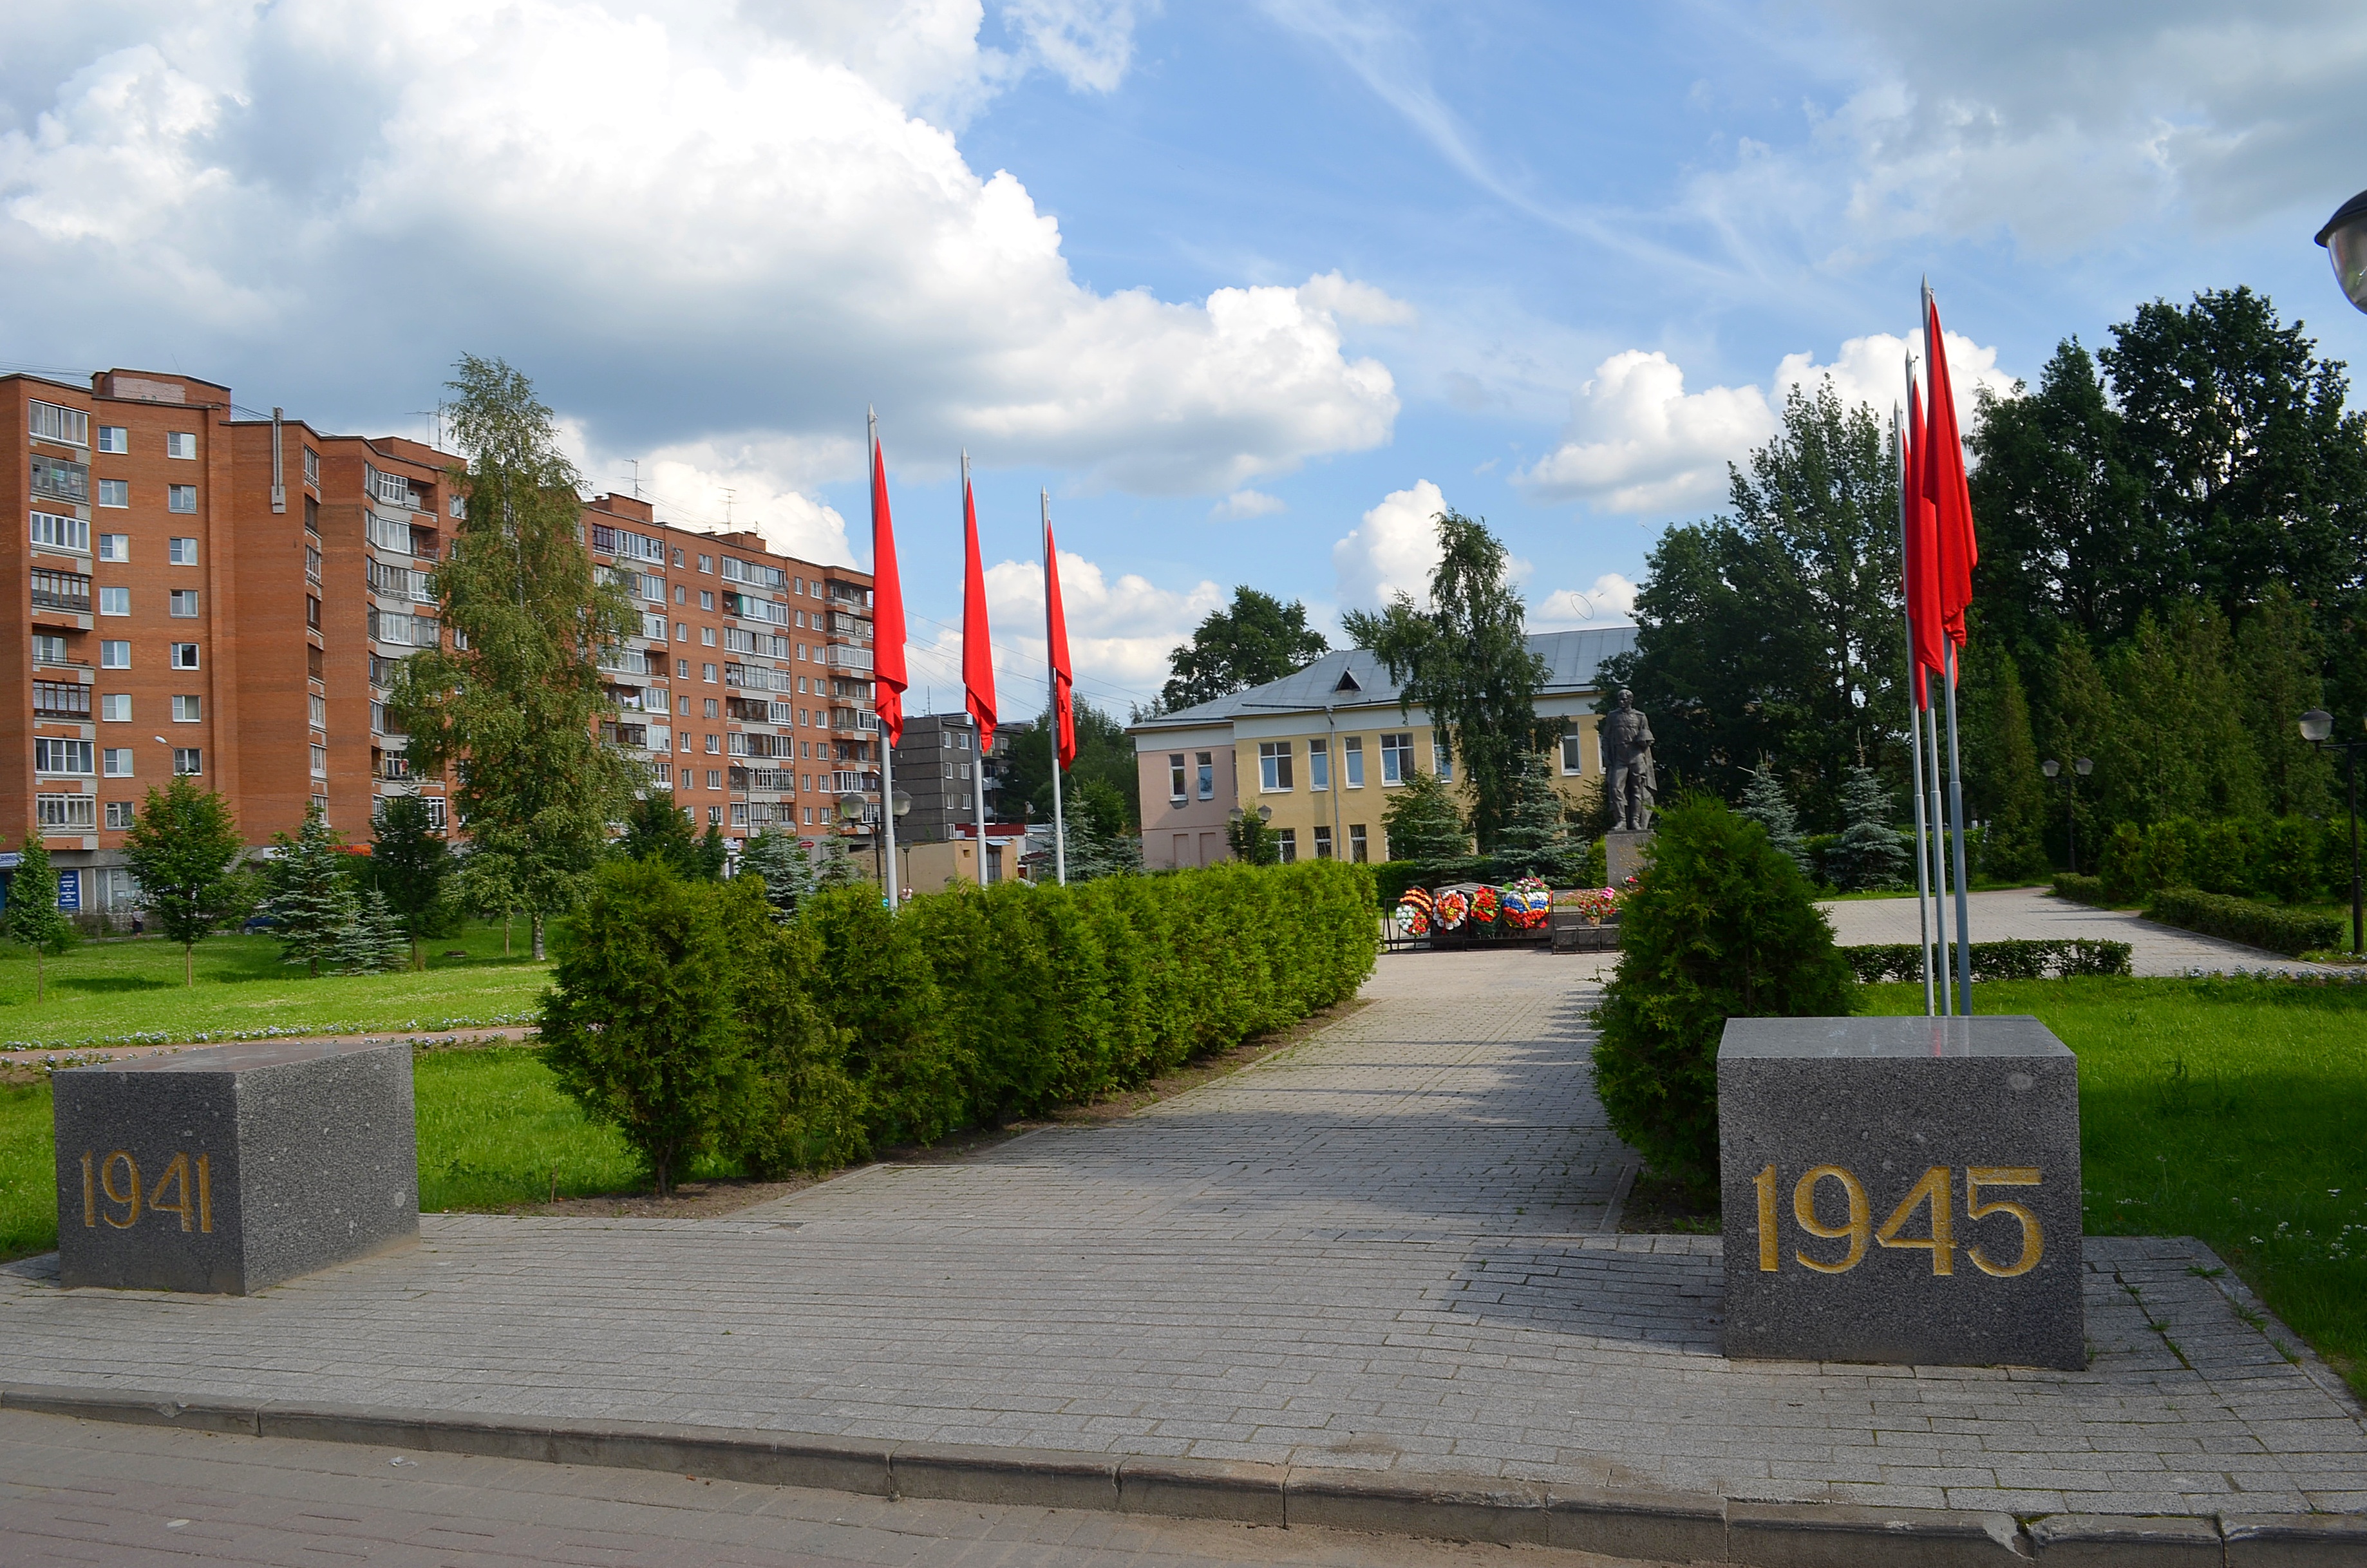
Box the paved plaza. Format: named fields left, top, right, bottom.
left=1818, top=887, right=2355, bottom=977
left=4, top=950, right=2363, bottom=1536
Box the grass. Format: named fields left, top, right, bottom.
left=1863, top=976, right=2367, bottom=1396
left=0, top=921, right=553, bottom=1048
left=0, top=1077, right=50, bottom=1258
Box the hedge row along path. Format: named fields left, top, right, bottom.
left=3, top=949, right=2360, bottom=1541
left=1820, top=887, right=2360, bottom=976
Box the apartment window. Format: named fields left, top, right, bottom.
left=99, top=586, right=129, bottom=616
left=35, top=739, right=94, bottom=775
left=33, top=681, right=90, bottom=719
left=1276, top=827, right=1298, bottom=864
left=172, top=695, right=202, bottom=722
left=306, top=597, right=321, bottom=630
left=304, top=446, right=320, bottom=485
left=305, top=545, right=321, bottom=581
left=1313, top=825, right=1334, bottom=860
left=1168, top=753, right=1187, bottom=802
left=1196, top=751, right=1214, bottom=800
left=1561, top=732, right=1587, bottom=775
left=171, top=643, right=200, bottom=669
left=97, top=533, right=127, bottom=562
left=1344, top=736, right=1364, bottom=787
left=1380, top=733, right=1414, bottom=784
left=424, top=797, right=448, bottom=831
left=1308, top=737, right=1330, bottom=791
left=173, top=748, right=202, bottom=775
left=37, top=793, right=97, bottom=831
left=99, top=640, right=129, bottom=668
left=705, top=734, right=720, bottom=753
left=703, top=697, right=720, bottom=718
left=97, top=480, right=129, bottom=509
left=100, top=694, right=130, bottom=722
left=169, top=590, right=199, bottom=618
left=102, top=748, right=134, bottom=777
left=33, top=511, right=90, bottom=553
left=1349, top=824, right=1368, bottom=864
left=703, top=663, right=717, bottom=683
left=310, top=745, right=328, bottom=778
left=731, top=803, right=749, bottom=827
left=706, top=769, right=722, bottom=791
left=29, top=400, right=89, bottom=446
left=97, top=426, right=129, bottom=454
left=31, top=453, right=88, bottom=504
left=1258, top=741, right=1292, bottom=791
left=105, top=800, right=135, bottom=828
left=672, top=548, right=686, bottom=568
left=699, top=554, right=713, bottom=573
left=165, top=432, right=197, bottom=459
left=167, top=484, right=198, bottom=513
left=699, top=590, right=715, bottom=610
left=169, top=538, right=198, bottom=565
left=679, top=767, right=693, bottom=789
left=32, top=569, right=91, bottom=613
left=32, top=634, right=68, bottom=665
left=701, top=627, right=717, bottom=647
left=672, top=583, right=686, bottom=604
left=1434, top=741, right=1455, bottom=782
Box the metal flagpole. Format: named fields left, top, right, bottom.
left=871, top=407, right=898, bottom=912
left=1044, top=489, right=1067, bottom=886
left=1897, top=405, right=1934, bottom=1017
left=1943, top=639, right=1974, bottom=1012
left=965, top=451, right=990, bottom=885
left=1923, top=671, right=1954, bottom=1017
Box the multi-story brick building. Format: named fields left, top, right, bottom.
left=4, top=368, right=878, bottom=914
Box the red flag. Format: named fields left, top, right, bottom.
left=1045, top=520, right=1075, bottom=770
left=961, top=467, right=997, bottom=755
left=869, top=425, right=909, bottom=746
left=1921, top=292, right=1979, bottom=645
left=1902, top=368, right=1943, bottom=708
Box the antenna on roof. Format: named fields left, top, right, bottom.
left=628, top=459, right=641, bottom=500
left=722, top=488, right=736, bottom=527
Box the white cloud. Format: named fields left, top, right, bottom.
left=0, top=0, right=1399, bottom=498
left=1516, top=330, right=2016, bottom=517
left=1210, top=487, right=1286, bottom=520
left=1332, top=478, right=1448, bottom=609
left=1531, top=573, right=1637, bottom=630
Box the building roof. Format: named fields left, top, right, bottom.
left=1129, top=625, right=1637, bottom=736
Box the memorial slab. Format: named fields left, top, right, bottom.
left=1717, top=1015, right=2084, bottom=1370
left=52, top=1038, right=419, bottom=1294
left=1605, top=829, right=1653, bottom=889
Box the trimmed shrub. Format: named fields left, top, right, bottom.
left=1841, top=939, right=2133, bottom=984
left=2258, top=817, right=2324, bottom=906
left=2051, top=873, right=2111, bottom=907
left=2143, top=887, right=2343, bottom=958
left=1372, top=860, right=1422, bottom=907
left=1591, top=796, right=1855, bottom=1193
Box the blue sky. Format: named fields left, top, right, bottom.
left=5, top=1, right=2364, bottom=717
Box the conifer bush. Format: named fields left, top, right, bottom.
left=1591, top=795, right=1855, bottom=1193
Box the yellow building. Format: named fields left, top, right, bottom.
left=1129, top=628, right=1636, bottom=868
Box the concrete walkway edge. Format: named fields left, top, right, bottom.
left=9, top=1383, right=2357, bottom=1565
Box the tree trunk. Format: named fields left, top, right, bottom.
left=504, top=911, right=513, bottom=956
left=530, top=913, right=545, bottom=961
left=34, top=947, right=43, bottom=1003
left=184, top=943, right=194, bottom=987
left=411, top=936, right=422, bottom=971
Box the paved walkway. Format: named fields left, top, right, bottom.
left=1818, top=887, right=2355, bottom=977
left=3, top=952, right=2362, bottom=1524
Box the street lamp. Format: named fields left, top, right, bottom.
left=2316, top=190, right=2367, bottom=314
left=2296, top=708, right=2362, bottom=957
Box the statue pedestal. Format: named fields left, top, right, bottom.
left=1605, top=829, right=1653, bottom=889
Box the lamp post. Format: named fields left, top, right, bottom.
left=2297, top=708, right=2362, bottom=957
left=2039, top=756, right=2093, bottom=874
left=2315, top=190, right=2367, bottom=314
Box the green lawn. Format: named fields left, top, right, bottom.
left=0, top=922, right=552, bottom=1048
left=1864, top=977, right=2367, bottom=1395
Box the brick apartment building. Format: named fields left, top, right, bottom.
left=4, top=368, right=876, bottom=915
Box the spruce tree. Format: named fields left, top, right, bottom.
left=1491, top=750, right=1588, bottom=883
left=368, top=795, right=455, bottom=970
left=333, top=888, right=408, bottom=974
left=1824, top=765, right=1907, bottom=891
left=1737, top=766, right=1807, bottom=872
left=737, top=829, right=818, bottom=917
left=6, top=837, right=75, bottom=1000
left=1377, top=768, right=1473, bottom=878
left=264, top=804, right=357, bottom=978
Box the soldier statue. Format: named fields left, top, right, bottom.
left=1601, top=689, right=1657, bottom=833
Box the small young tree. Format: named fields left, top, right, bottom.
left=6, top=837, right=76, bottom=1000
left=696, top=822, right=730, bottom=881
left=455, top=846, right=523, bottom=956
left=1224, top=810, right=1281, bottom=865
left=816, top=844, right=867, bottom=887
left=263, top=804, right=357, bottom=978
left=368, top=795, right=455, bottom=969
left=1737, top=765, right=1807, bottom=873
left=619, top=791, right=704, bottom=878
left=1824, top=764, right=1907, bottom=892
left=333, top=888, right=408, bottom=974
left=1377, top=767, right=1471, bottom=880
left=120, top=777, right=246, bottom=986
left=1062, top=776, right=1143, bottom=882
left=1592, top=795, right=1854, bottom=1193
left=1492, top=750, right=1590, bottom=883
left=539, top=860, right=753, bottom=1195
left=737, top=829, right=818, bottom=917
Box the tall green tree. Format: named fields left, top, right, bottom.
left=387, top=355, right=638, bottom=960
left=333, top=888, right=408, bottom=975
left=1491, top=750, right=1590, bottom=883
left=120, top=777, right=245, bottom=987
left=6, top=837, right=75, bottom=999
left=2234, top=585, right=2335, bottom=819
left=995, top=699, right=1142, bottom=829
left=263, top=804, right=357, bottom=978
left=1344, top=507, right=1549, bottom=850
left=1737, top=766, right=1806, bottom=871
left=1824, top=766, right=1907, bottom=891
left=368, top=795, right=455, bottom=969
left=1958, top=639, right=2050, bottom=882
left=2097, top=605, right=2265, bottom=826
left=620, top=791, right=705, bottom=878
left=1377, top=766, right=1470, bottom=875
left=1160, top=588, right=1329, bottom=711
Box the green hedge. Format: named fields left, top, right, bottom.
left=2051, top=873, right=2112, bottom=907
left=2095, top=815, right=2347, bottom=905
left=1842, top=938, right=2131, bottom=984
left=2142, top=887, right=2344, bottom=958
left=543, top=859, right=1381, bottom=1182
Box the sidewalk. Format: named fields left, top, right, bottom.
left=1818, top=887, right=2353, bottom=977
left=3, top=950, right=2361, bottom=1540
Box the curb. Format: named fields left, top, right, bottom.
left=7, top=1384, right=2361, bottom=1565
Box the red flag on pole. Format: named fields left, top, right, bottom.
left=869, top=419, right=909, bottom=747
left=1921, top=290, right=1979, bottom=645
left=1901, top=368, right=1943, bottom=706
left=962, top=466, right=997, bottom=755
left=1044, top=519, right=1075, bottom=770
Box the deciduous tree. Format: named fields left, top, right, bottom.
left=6, top=837, right=75, bottom=999
left=1160, top=588, right=1328, bottom=711
left=120, top=777, right=245, bottom=987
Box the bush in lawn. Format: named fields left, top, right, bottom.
left=2052, top=873, right=2111, bottom=907
left=540, top=860, right=755, bottom=1195
left=2191, top=817, right=2261, bottom=898
left=1592, top=795, right=1855, bottom=1194
left=2142, top=887, right=2342, bottom=958
left=2097, top=822, right=2149, bottom=904
left=5, top=837, right=76, bottom=999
